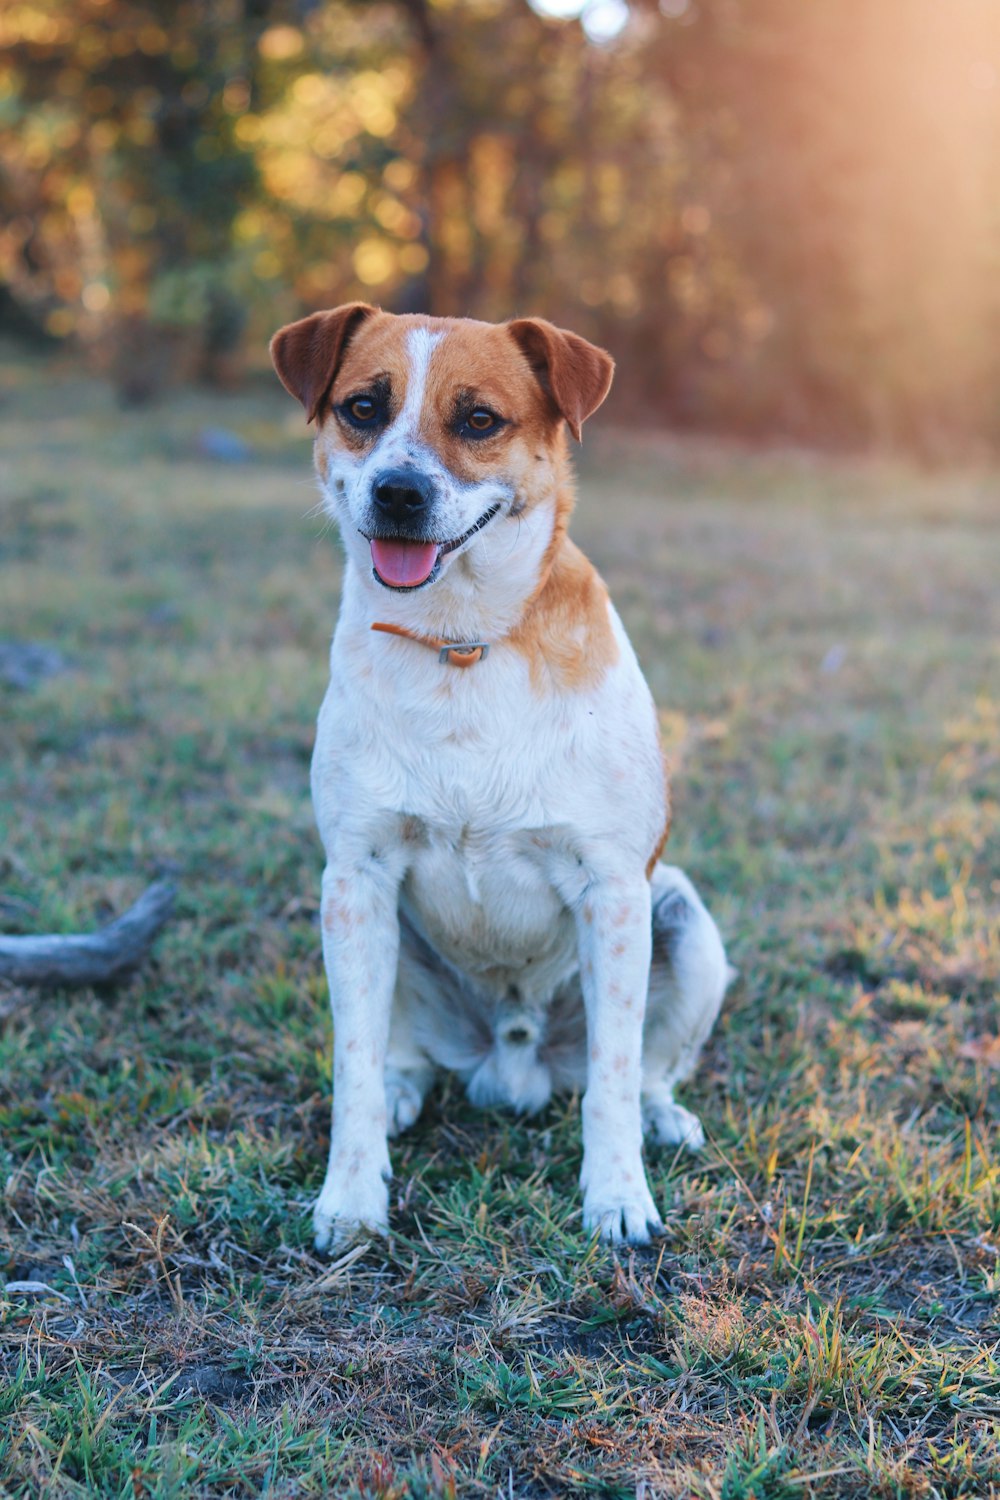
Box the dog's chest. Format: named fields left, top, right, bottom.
left=402, top=815, right=577, bottom=991
left=317, top=654, right=605, bottom=988
left=391, top=704, right=584, bottom=989
left=314, top=622, right=664, bottom=993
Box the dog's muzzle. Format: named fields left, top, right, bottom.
left=362, top=500, right=503, bottom=591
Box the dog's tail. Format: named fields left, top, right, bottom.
left=466, top=1014, right=553, bottom=1115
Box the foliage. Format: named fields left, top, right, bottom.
left=2, top=0, right=1000, bottom=446
left=1, top=356, right=999, bottom=1493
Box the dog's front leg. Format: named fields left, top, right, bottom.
left=313, top=849, right=403, bottom=1250
left=577, top=875, right=664, bottom=1245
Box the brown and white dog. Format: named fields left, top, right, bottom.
left=270, top=305, right=731, bottom=1247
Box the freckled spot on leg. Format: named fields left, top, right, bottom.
left=346, top=1038, right=359, bottom=1052
left=590, top=1044, right=601, bottom=1062
left=582, top=904, right=593, bottom=925
left=611, top=941, right=626, bottom=957
left=324, top=901, right=354, bottom=933
left=623, top=996, right=635, bottom=1010
left=612, top=1053, right=628, bottom=1073
left=612, top=904, right=633, bottom=929
left=609, top=981, right=621, bottom=998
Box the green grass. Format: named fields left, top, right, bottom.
left=1, top=346, right=999, bottom=1497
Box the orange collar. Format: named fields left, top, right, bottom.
left=370, top=621, right=490, bottom=668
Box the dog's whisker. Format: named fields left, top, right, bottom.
left=502, top=509, right=523, bottom=563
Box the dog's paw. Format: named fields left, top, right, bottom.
left=643, top=1097, right=706, bottom=1152
left=312, top=1169, right=389, bottom=1253
left=582, top=1180, right=664, bottom=1246
left=385, top=1071, right=424, bottom=1138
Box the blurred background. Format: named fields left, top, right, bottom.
left=3, top=10, right=1000, bottom=1487
left=3, top=0, right=1000, bottom=454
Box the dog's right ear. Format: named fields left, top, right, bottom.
left=269, top=303, right=378, bottom=423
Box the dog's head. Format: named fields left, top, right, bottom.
left=270, top=307, right=613, bottom=593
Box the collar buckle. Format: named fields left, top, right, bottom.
left=439, top=641, right=489, bottom=666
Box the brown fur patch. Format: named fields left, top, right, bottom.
left=645, top=752, right=672, bottom=879
left=419, top=321, right=562, bottom=484
left=508, top=536, right=619, bottom=694
left=324, top=315, right=413, bottom=451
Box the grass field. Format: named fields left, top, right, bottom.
left=1, top=347, right=999, bottom=1498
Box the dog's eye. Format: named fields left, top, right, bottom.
left=349, top=396, right=378, bottom=422
left=455, top=402, right=506, bottom=441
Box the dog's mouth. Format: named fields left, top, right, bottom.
left=366, top=503, right=502, bottom=590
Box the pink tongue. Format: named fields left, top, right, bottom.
left=370, top=537, right=439, bottom=587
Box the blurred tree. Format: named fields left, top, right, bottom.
left=2, top=0, right=999, bottom=448
left=1, top=0, right=289, bottom=397
left=636, top=0, right=1000, bottom=448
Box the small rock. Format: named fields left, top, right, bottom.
left=145, top=602, right=181, bottom=626
left=0, top=642, right=69, bottom=690
left=196, top=427, right=252, bottom=463
left=820, top=643, right=847, bottom=675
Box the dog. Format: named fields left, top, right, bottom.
left=270, top=305, right=732, bottom=1247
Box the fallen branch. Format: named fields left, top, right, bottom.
left=0, top=880, right=177, bottom=989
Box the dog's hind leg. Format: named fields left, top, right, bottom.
left=641, top=864, right=733, bottom=1151
left=383, top=927, right=439, bottom=1137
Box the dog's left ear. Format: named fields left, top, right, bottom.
left=507, top=317, right=615, bottom=441
left=270, top=302, right=378, bottom=423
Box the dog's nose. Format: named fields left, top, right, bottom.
left=372, top=468, right=436, bottom=523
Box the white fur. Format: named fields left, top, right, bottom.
left=307, top=331, right=732, bottom=1250
left=374, top=326, right=443, bottom=473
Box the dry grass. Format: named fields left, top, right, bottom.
left=1, top=347, right=999, bottom=1497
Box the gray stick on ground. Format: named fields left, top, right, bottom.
left=0, top=881, right=177, bottom=988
